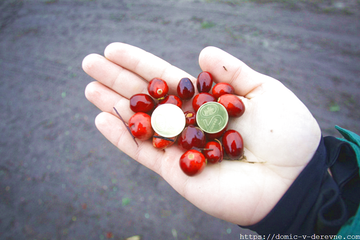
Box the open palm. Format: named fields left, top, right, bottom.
left=82, top=43, right=321, bottom=226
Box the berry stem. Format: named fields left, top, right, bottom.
left=192, top=147, right=214, bottom=152
left=113, top=107, right=138, bottom=147
left=153, top=135, right=175, bottom=142
left=201, top=148, right=214, bottom=151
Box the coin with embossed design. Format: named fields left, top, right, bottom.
left=151, top=104, right=186, bottom=138
left=196, top=102, right=228, bottom=134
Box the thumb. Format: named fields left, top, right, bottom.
left=199, top=46, right=270, bottom=97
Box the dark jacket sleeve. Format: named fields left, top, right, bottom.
left=240, top=132, right=360, bottom=234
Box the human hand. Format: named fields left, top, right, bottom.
left=82, top=43, right=321, bottom=226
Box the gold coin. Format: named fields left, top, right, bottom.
left=196, top=102, right=228, bottom=134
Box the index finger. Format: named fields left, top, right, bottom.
left=104, top=42, right=195, bottom=93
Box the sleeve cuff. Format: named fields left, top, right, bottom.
left=240, top=136, right=360, bottom=234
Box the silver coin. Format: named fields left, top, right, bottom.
left=151, top=104, right=186, bottom=138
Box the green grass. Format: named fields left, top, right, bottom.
left=329, top=102, right=340, bottom=112
left=201, top=21, right=216, bottom=29
left=122, top=197, right=131, bottom=206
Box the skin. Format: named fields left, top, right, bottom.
left=82, top=43, right=321, bottom=226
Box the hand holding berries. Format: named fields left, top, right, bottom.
left=85, top=44, right=322, bottom=227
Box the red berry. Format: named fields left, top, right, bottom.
left=203, top=140, right=223, bottom=164
left=205, top=125, right=227, bottom=140
left=177, top=77, right=195, bottom=100
left=152, top=133, right=176, bottom=149
left=192, top=93, right=216, bottom=112
left=196, top=71, right=213, bottom=93
left=178, top=125, right=206, bottom=150
left=148, top=78, right=169, bottom=99
left=218, top=94, right=245, bottom=117
left=222, top=130, right=244, bottom=160
left=158, top=95, right=182, bottom=108
left=130, top=93, right=156, bottom=113
left=179, top=149, right=206, bottom=176
left=212, top=83, right=235, bottom=99
left=184, top=111, right=196, bottom=126
left=128, top=112, right=154, bottom=141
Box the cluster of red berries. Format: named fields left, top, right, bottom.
left=114, top=71, right=245, bottom=177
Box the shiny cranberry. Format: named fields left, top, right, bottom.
left=179, top=149, right=206, bottom=176
left=148, top=78, right=169, bottom=99
left=158, top=95, right=182, bottom=108
left=205, top=125, right=227, bottom=140
left=222, top=130, right=244, bottom=160
left=218, top=94, right=245, bottom=117
left=184, top=111, right=196, bottom=126
left=130, top=93, right=156, bottom=113
left=192, top=93, right=216, bottom=112
left=152, top=133, right=176, bottom=150
left=196, top=71, right=213, bottom=93
left=177, top=77, right=195, bottom=100
left=203, top=140, right=223, bottom=164
left=128, top=112, right=154, bottom=141
left=212, top=83, right=235, bottom=99
left=178, top=125, right=206, bottom=150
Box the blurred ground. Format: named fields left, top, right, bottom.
left=0, top=0, right=359, bottom=239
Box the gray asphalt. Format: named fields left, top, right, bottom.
left=1, top=0, right=359, bottom=239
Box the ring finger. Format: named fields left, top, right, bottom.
left=85, top=81, right=134, bottom=122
